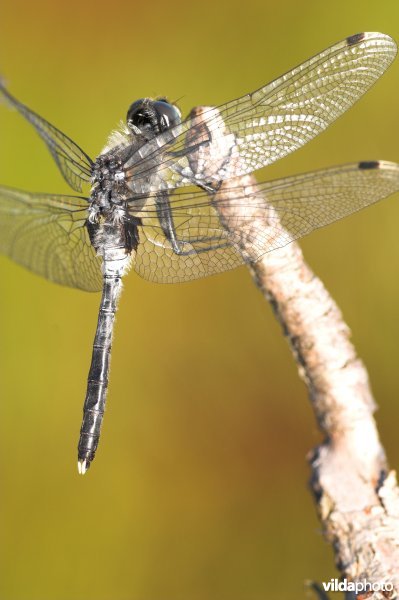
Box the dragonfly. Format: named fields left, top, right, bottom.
left=0, top=31, right=398, bottom=474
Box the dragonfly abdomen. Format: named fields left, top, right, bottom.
left=78, top=251, right=131, bottom=474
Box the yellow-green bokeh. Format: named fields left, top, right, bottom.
left=1, top=0, right=399, bottom=598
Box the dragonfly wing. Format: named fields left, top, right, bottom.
left=0, top=186, right=102, bottom=291
left=0, top=79, right=93, bottom=193
left=204, top=32, right=398, bottom=178
left=124, top=32, right=397, bottom=192
left=128, top=160, right=399, bottom=282
left=213, top=160, right=399, bottom=261
left=131, top=191, right=243, bottom=283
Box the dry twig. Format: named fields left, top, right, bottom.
left=191, top=103, right=399, bottom=592
left=217, top=175, right=399, bottom=593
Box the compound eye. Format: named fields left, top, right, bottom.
left=126, top=99, right=151, bottom=131
left=126, top=98, right=182, bottom=135
left=153, top=101, right=181, bottom=132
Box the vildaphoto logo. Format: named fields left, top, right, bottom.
left=322, top=579, right=394, bottom=594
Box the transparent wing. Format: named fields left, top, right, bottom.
left=130, top=161, right=399, bottom=283
left=0, top=79, right=93, bottom=192
left=124, top=32, right=397, bottom=193
left=0, top=186, right=102, bottom=291
left=134, top=212, right=242, bottom=283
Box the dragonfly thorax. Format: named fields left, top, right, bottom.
left=90, top=152, right=130, bottom=212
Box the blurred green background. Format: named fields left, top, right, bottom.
left=1, top=0, right=399, bottom=598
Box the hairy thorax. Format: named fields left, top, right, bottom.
left=88, top=132, right=142, bottom=258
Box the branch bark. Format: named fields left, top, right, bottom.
left=251, top=238, right=399, bottom=592
left=190, top=104, right=399, bottom=592
left=217, top=176, right=399, bottom=594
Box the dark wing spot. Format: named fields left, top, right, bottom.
left=358, top=161, right=380, bottom=170
left=346, top=33, right=366, bottom=46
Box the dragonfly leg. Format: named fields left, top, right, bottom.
left=169, top=237, right=231, bottom=256
left=155, top=191, right=184, bottom=254
left=155, top=190, right=229, bottom=257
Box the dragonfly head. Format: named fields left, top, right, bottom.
left=126, top=97, right=181, bottom=136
